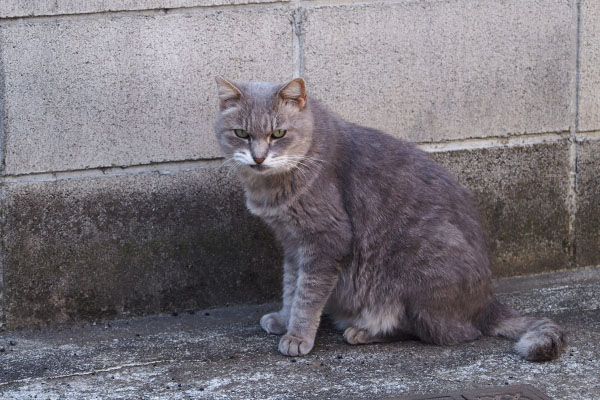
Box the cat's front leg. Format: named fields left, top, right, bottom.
left=279, top=258, right=339, bottom=356
left=260, top=256, right=298, bottom=335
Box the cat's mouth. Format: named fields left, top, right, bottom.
left=250, top=164, right=268, bottom=172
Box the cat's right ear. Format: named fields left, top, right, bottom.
left=215, top=76, right=242, bottom=110
left=278, top=77, right=307, bottom=109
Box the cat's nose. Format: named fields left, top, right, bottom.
left=253, top=157, right=265, bottom=165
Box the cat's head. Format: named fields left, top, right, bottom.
left=214, top=77, right=313, bottom=175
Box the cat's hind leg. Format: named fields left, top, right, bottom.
left=260, top=312, right=287, bottom=335
left=343, top=327, right=417, bottom=345
left=343, top=327, right=398, bottom=345
left=343, top=327, right=376, bottom=344
left=411, top=311, right=482, bottom=346
left=339, top=306, right=416, bottom=345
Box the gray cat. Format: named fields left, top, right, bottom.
left=214, top=77, right=566, bottom=361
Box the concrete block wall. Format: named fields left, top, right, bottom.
left=0, top=0, right=598, bottom=329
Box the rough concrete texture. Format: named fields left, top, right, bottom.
left=0, top=263, right=4, bottom=327
left=430, top=142, right=571, bottom=277
left=579, top=0, right=600, bottom=132
left=0, top=7, right=293, bottom=175
left=2, top=167, right=282, bottom=329
left=0, top=267, right=598, bottom=399
left=301, top=0, right=574, bottom=143
left=0, top=0, right=287, bottom=18
left=575, top=141, right=600, bottom=267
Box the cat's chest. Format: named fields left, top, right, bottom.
left=246, top=195, right=320, bottom=236
left=245, top=197, right=285, bottom=219
left=244, top=182, right=349, bottom=243
left=246, top=197, right=302, bottom=225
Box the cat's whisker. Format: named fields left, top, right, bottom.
left=288, top=159, right=326, bottom=174
left=284, top=157, right=324, bottom=166
left=293, top=162, right=314, bottom=172
left=220, top=156, right=234, bottom=166
left=291, top=162, right=316, bottom=180
left=233, top=154, right=252, bottom=165
left=277, top=155, right=324, bottom=172
left=280, top=162, right=309, bottom=179
left=289, top=165, right=308, bottom=180
left=285, top=155, right=328, bottom=164
left=221, top=158, right=236, bottom=170
left=271, top=156, right=308, bottom=177
left=270, top=157, right=304, bottom=172
left=220, top=157, right=246, bottom=178
left=292, top=158, right=318, bottom=170
left=222, top=159, right=239, bottom=169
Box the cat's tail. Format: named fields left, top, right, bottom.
left=479, top=299, right=566, bottom=362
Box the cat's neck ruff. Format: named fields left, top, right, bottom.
left=241, top=158, right=324, bottom=218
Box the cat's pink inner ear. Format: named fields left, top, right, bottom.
left=215, top=76, right=242, bottom=109
left=278, top=78, right=307, bottom=109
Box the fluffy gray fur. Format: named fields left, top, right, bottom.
left=214, top=77, right=566, bottom=361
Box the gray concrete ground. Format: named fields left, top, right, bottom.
left=0, top=267, right=599, bottom=400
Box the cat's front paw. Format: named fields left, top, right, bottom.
left=278, top=334, right=314, bottom=356
left=260, top=312, right=286, bottom=335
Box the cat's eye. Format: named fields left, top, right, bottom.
left=272, top=129, right=287, bottom=139
left=234, top=129, right=249, bottom=139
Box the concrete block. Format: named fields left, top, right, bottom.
left=575, top=141, right=600, bottom=267
left=429, top=142, right=572, bottom=277
left=302, top=0, right=575, bottom=143
left=579, top=0, right=600, bottom=132
left=0, top=0, right=287, bottom=18
left=2, top=167, right=282, bottom=329
left=0, top=9, right=293, bottom=175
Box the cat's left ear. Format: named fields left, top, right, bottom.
left=278, top=77, right=307, bottom=109
left=215, top=76, right=242, bottom=109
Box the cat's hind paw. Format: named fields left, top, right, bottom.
left=260, top=312, right=286, bottom=335
left=343, top=327, right=374, bottom=345
left=279, top=334, right=314, bottom=356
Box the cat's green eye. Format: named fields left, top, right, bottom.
left=272, top=129, right=287, bottom=139
left=234, top=129, right=249, bottom=139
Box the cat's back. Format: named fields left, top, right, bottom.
left=333, top=118, right=470, bottom=214
left=308, top=100, right=477, bottom=222
left=322, top=112, right=491, bottom=281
